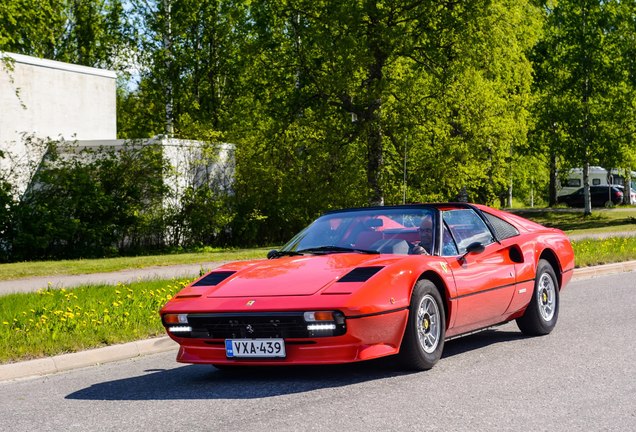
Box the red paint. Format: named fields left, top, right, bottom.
left=161, top=204, right=575, bottom=367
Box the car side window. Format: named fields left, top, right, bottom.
left=441, top=222, right=459, bottom=256
left=442, top=209, right=494, bottom=254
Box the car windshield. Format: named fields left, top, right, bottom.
left=280, top=207, right=435, bottom=255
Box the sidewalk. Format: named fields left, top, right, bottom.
left=568, top=230, right=636, bottom=241
left=0, top=261, right=229, bottom=295
left=1, top=259, right=635, bottom=382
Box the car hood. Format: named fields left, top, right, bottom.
left=204, top=254, right=394, bottom=298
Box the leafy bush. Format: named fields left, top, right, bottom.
left=0, top=137, right=242, bottom=262
left=7, top=141, right=168, bottom=260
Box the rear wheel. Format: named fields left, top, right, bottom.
left=516, top=259, right=559, bottom=336
left=398, top=280, right=446, bottom=371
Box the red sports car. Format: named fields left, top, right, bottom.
left=160, top=203, right=575, bottom=370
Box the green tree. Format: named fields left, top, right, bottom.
left=1, top=0, right=133, bottom=70
left=125, top=0, right=250, bottom=138
left=532, top=0, right=636, bottom=213
left=0, top=0, right=65, bottom=58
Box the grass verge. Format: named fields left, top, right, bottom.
left=0, top=278, right=189, bottom=364
left=513, top=207, right=636, bottom=234
left=572, top=237, right=636, bottom=267
left=0, top=247, right=271, bottom=281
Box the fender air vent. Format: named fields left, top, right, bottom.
left=338, top=266, right=384, bottom=283
left=192, top=271, right=236, bottom=287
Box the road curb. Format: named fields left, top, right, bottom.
left=0, top=336, right=178, bottom=382
left=571, top=260, right=636, bottom=280
left=2, top=260, right=635, bottom=383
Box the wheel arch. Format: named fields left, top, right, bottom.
left=416, top=270, right=452, bottom=329
left=538, top=248, right=563, bottom=289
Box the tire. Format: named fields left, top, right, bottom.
left=398, top=279, right=446, bottom=371
left=516, top=259, right=559, bottom=336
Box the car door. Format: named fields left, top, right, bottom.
left=440, top=209, right=517, bottom=334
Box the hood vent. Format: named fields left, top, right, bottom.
left=338, top=266, right=384, bottom=283
left=192, top=271, right=236, bottom=287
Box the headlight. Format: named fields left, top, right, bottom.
left=163, top=314, right=192, bottom=335
left=303, top=311, right=346, bottom=336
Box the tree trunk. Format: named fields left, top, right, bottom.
left=163, top=0, right=174, bottom=137
left=583, top=161, right=591, bottom=216
left=364, top=1, right=387, bottom=207
left=367, top=120, right=383, bottom=206
left=625, top=168, right=632, bottom=205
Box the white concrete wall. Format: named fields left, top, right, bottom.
left=0, top=52, right=117, bottom=195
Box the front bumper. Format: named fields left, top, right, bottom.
left=166, top=309, right=409, bottom=365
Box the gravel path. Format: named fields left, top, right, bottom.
left=0, top=261, right=230, bottom=295
left=567, top=230, right=636, bottom=241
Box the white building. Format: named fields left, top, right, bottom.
left=1, top=52, right=117, bottom=195
left=0, top=52, right=233, bottom=201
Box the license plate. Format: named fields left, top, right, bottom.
left=225, top=339, right=286, bottom=358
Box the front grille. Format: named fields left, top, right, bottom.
left=182, top=312, right=346, bottom=339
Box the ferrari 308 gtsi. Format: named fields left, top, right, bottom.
left=161, top=203, right=575, bottom=370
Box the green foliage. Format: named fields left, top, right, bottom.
left=173, top=185, right=235, bottom=247
left=530, top=0, right=636, bottom=209
left=0, top=0, right=133, bottom=70
left=7, top=140, right=168, bottom=260
left=227, top=0, right=542, bottom=244
left=0, top=0, right=65, bottom=58
left=0, top=279, right=189, bottom=363
left=572, top=237, right=636, bottom=267
left=5, top=0, right=636, bottom=253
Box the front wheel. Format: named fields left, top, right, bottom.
left=516, top=259, right=559, bottom=336
left=398, top=280, right=446, bottom=371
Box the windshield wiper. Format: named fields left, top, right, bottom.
left=297, top=246, right=379, bottom=255
left=267, top=250, right=304, bottom=259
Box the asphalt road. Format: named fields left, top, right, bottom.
left=1, top=272, right=635, bottom=432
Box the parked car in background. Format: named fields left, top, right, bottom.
left=559, top=186, right=624, bottom=207
left=557, top=167, right=636, bottom=202
left=616, top=185, right=636, bottom=204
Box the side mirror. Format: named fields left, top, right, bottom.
left=458, top=242, right=485, bottom=263
left=267, top=250, right=279, bottom=259
left=466, top=242, right=486, bottom=254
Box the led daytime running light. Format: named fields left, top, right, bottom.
left=307, top=323, right=337, bottom=331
